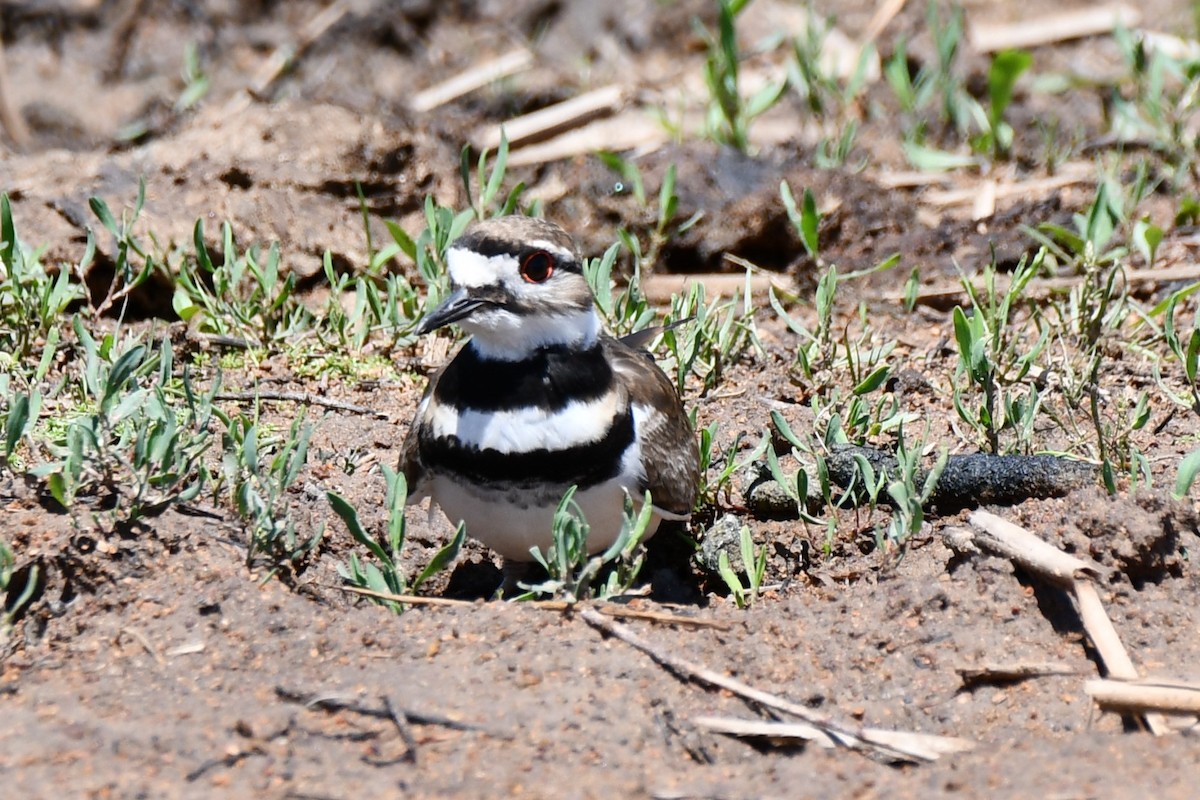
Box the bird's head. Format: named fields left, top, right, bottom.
left=417, top=216, right=601, bottom=361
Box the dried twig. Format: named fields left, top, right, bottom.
left=968, top=4, right=1141, bottom=53
left=962, top=512, right=1169, bottom=735
left=922, top=164, right=1093, bottom=208
left=694, top=715, right=835, bottom=748
left=186, top=746, right=265, bottom=782
left=580, top=607, right=973, bottom=762
left=693, top=715, right=973, bottom=761
left=275, top=685, right=510, bottom=738
left=226, top=0, right=356, bottom=113
left=411, top=49, right=534, bottom=113
left=338, top=586, right=476, bottom=607
left=1086, top=679, right=1200, bottom=715
left=594, top=605, right=730, bottom=630
left=956, top=661, right=1084, bottom=688
left=506, top=111, right=671, bottom=167
left=118, top=626, right=165, bottom=666
left=641, top=272, right=790, bottom=304
left=215, top=391, right=388, bottom=419
left=965, top=510, right=1101, bottom=587
left=860, top=0, right=910, bottom=47
left=475, top=85, right=626, bottom=151
left=971, top=179, right=997, bottom=221
left=337, top=585, right=730, bottom=629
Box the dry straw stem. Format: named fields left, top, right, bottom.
left=411, top=49, right=534, bottom=113
left=227, top=0, right=354, bottom=114
left=1086, top=679, right=1200, bottom=716
left=964, top=511, right=1169, bottom=735
left=968, top=3, right=1141, bottom=53
left=693, top=716, right=974, bottom=762
left=580, top=607, right=974, bottom=762
left=966, top=510, right=1100, bottom=587
left=921, top=163, right=1094, bottom=209
left=475, top=85, right=626, bottom=151
left=859, top=0, right=910, bottom=47
left=641, top=273, right=790, bottom=304
left=506, top=112, right=669, bottom=167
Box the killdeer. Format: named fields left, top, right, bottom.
left=400, top=216, right=700, bottom=561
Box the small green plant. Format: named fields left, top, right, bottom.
left=884, top=3, right=974, bottom=154
left=696, top=421, right=767, bottom=511
left=1098, top=389, right=1153, bottom=492
left=881, top=431, right=948, bottom=550
left=1024, top=171, right=1150, bottom=272
left=758, top=423, right=816, bottom=520
left=1157, top=287, right=1200, bottom=413
left=951, top=249, right=1049, bottom=452
left=972, top=49, right=1033, bottom=159
left=886, top=5, right=1033, bottom=165
left=771, top=259, right=899, bottom=399
left=384, top=195, right=474, bottom=316
left=662, top=276, right=761, bottom=395
left=1109, top=25, right=1200, bottom=187
left=781, top=181, right=821, bottom=264
left=30, top=330, right=213, bottom=525
left=88, top=183, right=167, bottom=318
left=0, top=194, right=86, bottom=365
left=594, top=159, right=702, bottom=274
left=1174, top=447, right=1200, bottom=499
left=717, top=523, right=767, bottom=608
left=788, top=10, right=874, bottom=120
left=925, top=1, right=971, bottom=136
left=460, top=132, right=537, bottom=220
left=176, top=42, right=210, bottom=112
left=330, top=466, right=465, bottom=613
left=1, top=383, right=41, bottom=470
left=786, top=8, right=872, bottom=166
left=215, top=408, right=317, bottom=578
left=522, top=488, right=654, bottom=602
left=698, top=0, right=786, bottom=151
left=584, top=241, right=656, bottom=338
left=174, top=221, right=311, bottom=346
left=317, top=246, right=431, bottom=356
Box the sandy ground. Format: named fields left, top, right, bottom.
left=3, top=1, right=1200, bottom=797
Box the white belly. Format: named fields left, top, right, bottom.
left=426, top=476, right=662, bottom=561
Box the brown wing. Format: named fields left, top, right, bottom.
left=602, top=335, right=700, bottom=517
left=399, top=381, right=434, bottom=503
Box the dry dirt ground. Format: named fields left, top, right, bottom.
left=4, top=0, right=1200, bottom=797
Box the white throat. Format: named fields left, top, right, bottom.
left=462, top=306, right=601, bottom=361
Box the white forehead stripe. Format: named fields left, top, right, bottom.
left=524, top=239, right=575, bottom=261
left=446, top=247, right=516, bottom=289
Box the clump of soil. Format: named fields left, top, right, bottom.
left=1058, top=489, right=1199, bottom=587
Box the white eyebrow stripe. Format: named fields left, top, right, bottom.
left=447, top=248, right=515, bottom=288
left=523, top=240, right=575, bottom=261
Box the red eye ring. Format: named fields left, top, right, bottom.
left=520, top=251, right=555, bottom=284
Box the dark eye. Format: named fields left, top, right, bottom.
left=520, top=251, right=555, bottom=283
